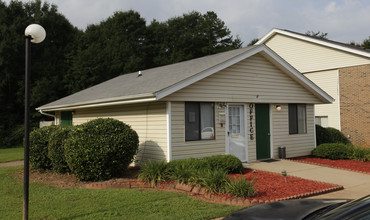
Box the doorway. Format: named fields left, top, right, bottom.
left=255, top=104, right=271, bottom=160
left=227, top=105, right=247, bottom=161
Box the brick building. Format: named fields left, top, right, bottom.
left=257, top=29, right=370, bottom=147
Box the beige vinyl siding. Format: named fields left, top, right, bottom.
left=305, top=70, right=341, bottom=129
left=271, top=104, right=315, bottom=158
left=163, top=54, right=321, bottom=104
left=71, top=102, right=168, bottom=162
left=265, top=34, right=370, bottom=73
left=171, top=102, right=226, bottom=160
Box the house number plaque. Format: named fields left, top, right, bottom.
left=249, top=103, right=254, bottom=140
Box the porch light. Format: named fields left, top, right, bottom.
left=275, top=105, right=282, bottom=111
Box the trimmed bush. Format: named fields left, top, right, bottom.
left=30, top=126, right=59, bottom=171
left=64, top=118, right=139, bottom=181
left=48, top=126, right=73, bottom=174
left=326, top=127, right=350, bottom=144
left=315, top=125, right=331, bottom=146
left=201, top=155, right=243, bottom=174
left=312, top=143, right=353, bottom=160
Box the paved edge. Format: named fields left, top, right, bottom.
left=0, top=160, right=24, bottom=167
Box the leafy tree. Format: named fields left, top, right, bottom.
left=305, top=31, right=328, bottom=39
left=146, top=11, right=242, bottom=67
left=64, top=10, right=147, bottom=93
left=0, top=0, right=79, bottom=148
left=247, top=38, right=259, bottom=46
left=350, top=36, right=370, bottom=49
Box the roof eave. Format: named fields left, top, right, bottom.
left=256, top=29, right=370, bottom=58
left=36, top=93, right=156, bottom=112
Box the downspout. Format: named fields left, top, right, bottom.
left=38, top=109, right=57, bottom=125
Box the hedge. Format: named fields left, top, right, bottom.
left=64, top=118, right=139, bottom=181
left=29, top=126, right=59, bottom=171
left=48, top=126, right=73, bottom=173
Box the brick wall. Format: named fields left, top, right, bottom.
left=339, top=64, right=370, bottom=147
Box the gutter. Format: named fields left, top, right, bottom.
left=37, top=95, right=157, bottom=112
left=39, top=109, right=56, bottom=125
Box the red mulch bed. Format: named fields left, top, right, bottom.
left=289, top=156, right=370, bottom=174
left=226, top=169, right=340, bottom=202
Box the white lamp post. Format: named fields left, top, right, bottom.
left=23, top=24, right=46, bottom=220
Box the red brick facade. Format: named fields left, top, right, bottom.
left=339, top=64, right=370, bottom=147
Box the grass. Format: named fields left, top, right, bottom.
left=0, top=147, right=24, bottom=163
left=0, top=166, right=241, bottom=219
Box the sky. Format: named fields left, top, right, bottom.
left=5, top=0, right=370, bottom=45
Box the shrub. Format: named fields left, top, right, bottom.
left=138, top=160, right=169, bottom=186
left=64, top=118, right=139, bottom=181
left=315, top=125, right=331, bottom=146
left=48, top=126, right=73, bottom=174
left=226, top=177, right=256, bottom=198
left=326, top=127, right=350, bottom=144
left=170, top=163, right=197, bottom=184
left=312, top=143, right=353, bottom=160
left=201, top=155, right=243, bottom=174
left=29, top=126, right=59, bottom=171
left=351, top=146, right=370, bottom=162
left=199, top=169, right=229, bottom=194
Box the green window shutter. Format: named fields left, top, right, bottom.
left=60, top=111, right=72, bottom=126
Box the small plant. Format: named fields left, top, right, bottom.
left=138, top=160, right=169, bottom=186
left=226, top=177, right=256, bottom=198
left=200, top=169, right=229, bottom=194
left=170, top=163, right=196, bottom=184
left=351, top=146, right=370, bottom=162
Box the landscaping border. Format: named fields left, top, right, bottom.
left=85, top=172, right=344, bottom=206
left=285, top=158, right=370, bottom=175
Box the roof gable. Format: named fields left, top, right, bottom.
left=256, top=28, right=370, bottom=58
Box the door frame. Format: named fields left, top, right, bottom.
left=225, top=103, right=248, bottom=162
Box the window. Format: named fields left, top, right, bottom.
left=185, top=102, right=215, bottom=141
left=289, top=104, right=306, bottom=134
left=315, top=116, right=328, bottom=128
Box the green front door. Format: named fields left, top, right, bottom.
left=256, top=104, right=270, bottom=160
left=61, top=111, right=72, bottom=126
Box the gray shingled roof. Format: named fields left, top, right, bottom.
left=37, top=46, right=257, bottom=110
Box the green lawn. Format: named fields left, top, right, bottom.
left=0, top=147, right=24, bottom=163
left=0, top=166, right=241, bottom=219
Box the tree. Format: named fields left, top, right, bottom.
left=247, top=38, right=259, bottom=46
left=64, top=10, right=147, bottom=93
left=0, top=0, right=79, bottom=148
left=146, top=11, right=242, bottom=67
left=350, top=36, right=370, bottom=49
left=305, top=31, right=328, bottom=39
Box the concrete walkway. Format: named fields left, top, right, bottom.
left=0, top=160, right=24, bottom=168
left=244, top=160, right=370, bottom=200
